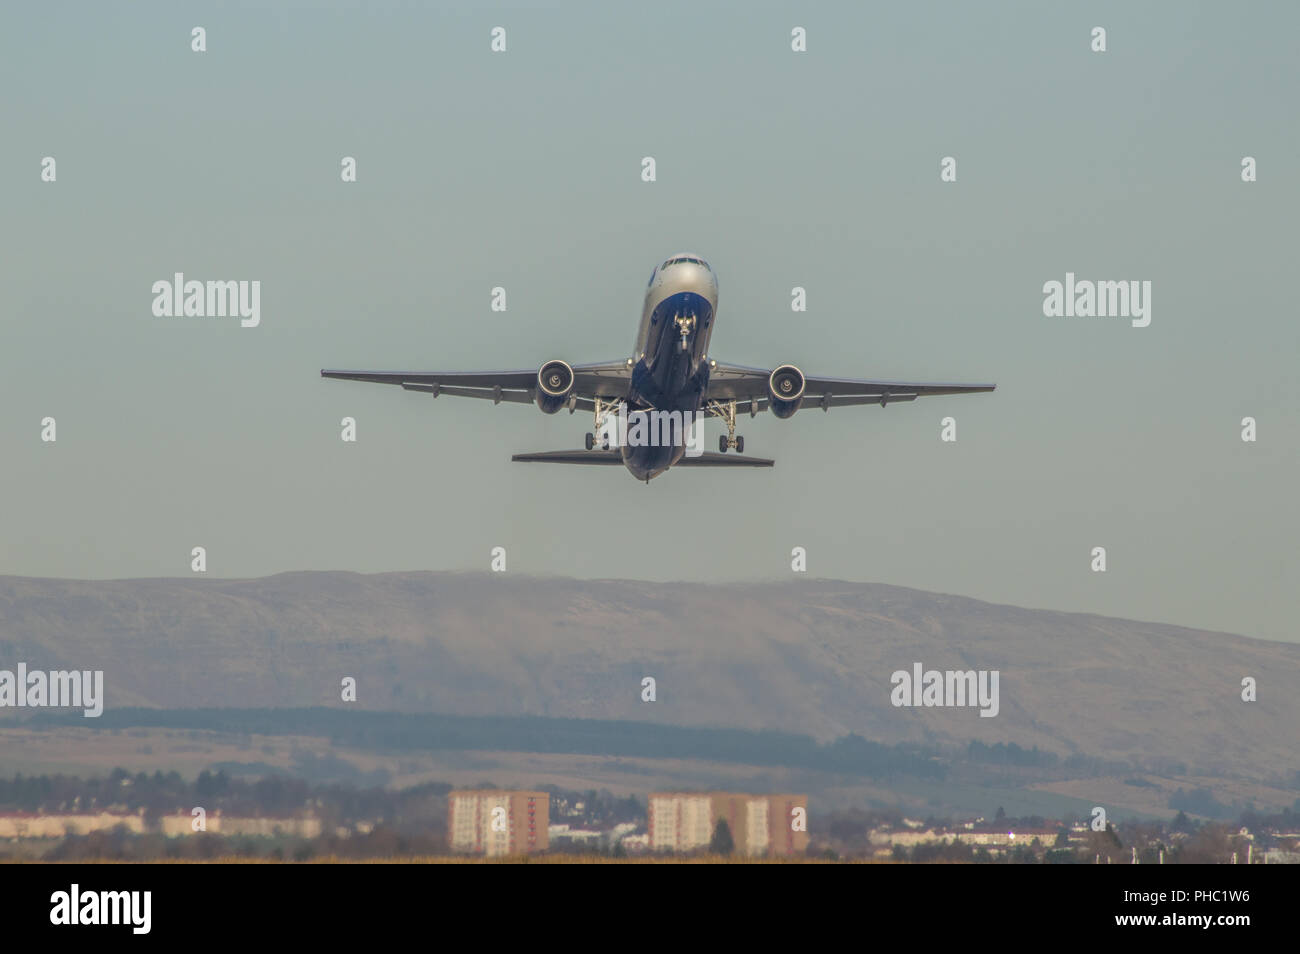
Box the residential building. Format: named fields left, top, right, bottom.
left=647, top=792, right=808, bottom=856
left=448, top=790, right=549, bottom=856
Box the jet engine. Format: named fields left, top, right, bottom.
left=535, top=359, right=575, bottom=414
left=767, top=364, right=806, bottom=419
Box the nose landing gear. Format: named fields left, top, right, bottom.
left=674, top=312, right=696, bottom=352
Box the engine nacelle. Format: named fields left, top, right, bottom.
left=535, top=359, right=575, bottom=414
left=767, top=364, right=806, bottom=419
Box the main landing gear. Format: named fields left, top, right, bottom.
left=585, top=395, right=617, bottom=451
left=707, top=399, right=745, bottom=453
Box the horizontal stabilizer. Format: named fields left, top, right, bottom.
left=512, top=450, right=625, bottom=465
left=511, top=450, right=774, bottom=467
left=675, top=452, right=774, bottom=467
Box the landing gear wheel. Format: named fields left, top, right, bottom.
left=585, top=432, right=594, bottom=451
left=705, top=399, right=741, bottom=457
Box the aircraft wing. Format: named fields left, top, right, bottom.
left=320, top=360, right=632, bottom=410
left=706, top=362, right=995, bottom=412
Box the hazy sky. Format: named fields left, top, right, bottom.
left=2, top=1, right=1296, bottom=643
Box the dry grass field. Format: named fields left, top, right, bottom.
left=16, top=854, right=884, bottom=864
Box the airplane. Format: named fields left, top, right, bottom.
left=321, top=253, right=994, bottom=483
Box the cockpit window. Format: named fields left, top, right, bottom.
left=662, top=256, right=710, bottom=271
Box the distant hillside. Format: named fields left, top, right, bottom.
left=27, top=707, right=949, bottom=781
left=0, top=572, right=1295, bottom=780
